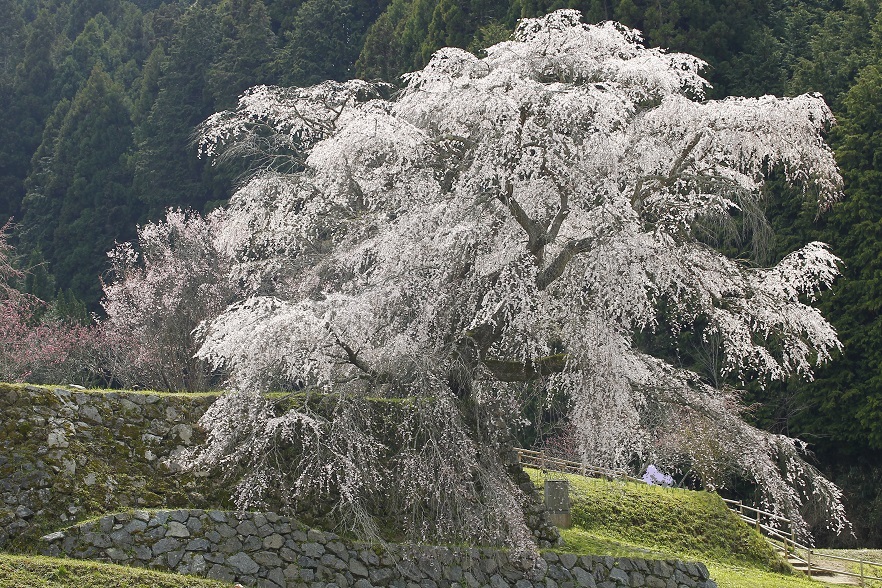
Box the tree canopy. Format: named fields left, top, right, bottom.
left=187, top=11, right=849, bottom=548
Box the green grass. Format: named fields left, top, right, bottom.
left=556, top=527, right=669, bottom=559
left=0, top=553, right=233, bottom=588
left=6, top=382, right=223, bottom=397
left=707, top=563, right=844, bottom=588
left=528, top=468, right=845, bottom=588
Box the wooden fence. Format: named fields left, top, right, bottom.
left=514, top=448, right=643, bottom=483
left=515, top=448, right=882, bottom=586
left=721, top=497, right=882, bottom=585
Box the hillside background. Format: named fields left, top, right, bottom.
left=1, top=0, right=880, bottom=547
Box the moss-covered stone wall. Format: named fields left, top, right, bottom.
left=1, top=383, right=559, bottom=552
left=42, top=508, right=718, bottom=588
left=0, top=384, right=232, bottom=550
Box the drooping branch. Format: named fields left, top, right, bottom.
left=190, top=9, right=849, bottom=546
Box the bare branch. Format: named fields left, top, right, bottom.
left=332, top=334, right=377, bottom=379
left=535, top=237, right=593, bottom=290
left=667, top=131, right=704, bottom=184
left=546, top=190, right=569, bottom=244
left=497, top=180, right=546, bottom=261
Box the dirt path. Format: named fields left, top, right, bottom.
left=802, top=549, right=882, bottom=586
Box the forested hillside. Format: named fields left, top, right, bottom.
left=1, top=0, right=880, bottom=546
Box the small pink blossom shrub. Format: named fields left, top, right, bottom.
left=101, top=208, right=240, bottom=391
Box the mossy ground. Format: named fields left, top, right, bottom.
left=0, top=553, right=233, bottom=588
left=528, top=468, right=847, bottom=588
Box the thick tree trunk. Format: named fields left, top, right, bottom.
left=482, top=354, right=567, bottom=382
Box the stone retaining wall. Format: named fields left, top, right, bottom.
left=1, top=383, right=559, bottom=550
left=0, top=384, right=228, bottom=549
left=42, top=509, right=717, bottom=588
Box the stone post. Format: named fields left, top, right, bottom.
left=544, top=479, right=571, bottom=528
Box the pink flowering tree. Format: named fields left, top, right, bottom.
left=0, top=300, right=103, bottom=384
left=0, top=222, right=102, bottom=384
left=185, top=11, right=848, bottom=547
left=101, top=209, right=241, bottom=392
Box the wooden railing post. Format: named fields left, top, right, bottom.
left=756, top=508, right=761, bottom=532
left=540, top=450, right=546, bottom=472
left=860, top=558, right=864, bottom=587
left=807, top=549, right=812, bottom=577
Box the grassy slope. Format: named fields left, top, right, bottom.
left=528, top=469, right=843, bottom=588
left=0, top=554, right=233, bottom=588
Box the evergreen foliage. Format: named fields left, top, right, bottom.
left=21, top=67, right=137, bottom=303
left=810, top=64, right=882, bottom=452
left=131, top=5, right=224, bottom=219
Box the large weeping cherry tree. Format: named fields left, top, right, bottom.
left=186, top=10, right=849, bottom=549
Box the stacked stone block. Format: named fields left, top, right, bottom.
left=0, top=384, right=225, bottom=549
left=1, top=384, right=558, bottom=550
left=43, top=509, right=717, bottom=588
